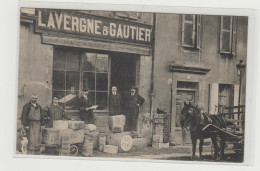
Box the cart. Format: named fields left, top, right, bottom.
left=40, top=129, right=85, bottom=156
left=204, top=105, right=245, bottom=160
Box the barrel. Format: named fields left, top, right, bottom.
left=42, top=128, right=59, bottom=145
left=107, top=133, right=133, bottom=152
left=98, top=133, right=107, bottom=152
left=82, top=135, right=94, bottom=157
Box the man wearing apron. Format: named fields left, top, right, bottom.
left=21, top=94, right=45, bottom=154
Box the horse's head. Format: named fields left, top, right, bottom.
left=180, top=101, right=195, bottom=129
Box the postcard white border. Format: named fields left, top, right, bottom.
left=2, top=0, right=260, bottom=171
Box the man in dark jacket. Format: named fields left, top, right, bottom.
left=76, top=89, right=97, bottom=124
left=21, top=94, right=45, bottom=153
left=43, top=96, right=71, bottom=128
left=109, top=86, right=121, bottom=116
left=125, top=87, right=145, bottom=132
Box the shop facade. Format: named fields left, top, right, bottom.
left=18, top=8, right=154, bottom=138
left=18, top=9, right=248, bottom=144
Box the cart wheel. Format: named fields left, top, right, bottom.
left=210, top=137, right=222, bottom=161
left=234, top=140, right=244, bottom=155
left=70, top=145, right=79, bottom=156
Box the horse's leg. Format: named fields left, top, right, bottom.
left=191, top=135, right=197, bottom=160
left=199, top=138, right=204, bottom=160
left=211, top=136, right=218, bottom=160
left=220, top=136, right=226, bottom=159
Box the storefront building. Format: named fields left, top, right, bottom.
left=18, top=8, right=154, bottom=138
left=18, top=9, right=248, bottom=144
left=153, top=14, right=248, bottom=143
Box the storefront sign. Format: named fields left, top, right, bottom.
left=35, top=9, right=153, bottom=46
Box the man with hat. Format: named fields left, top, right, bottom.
left=43, top=96, right=71, bottom=128
left=76, top=88, right=97, bottom=124
left=21, top=93, right=45, bottom=154
left=109, top=86, right=121, bottom=116
left=125, top=86, right=145, bottom=132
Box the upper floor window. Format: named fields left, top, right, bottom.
left=181, top=14, right=202, bottom=50
left=220, top=16, right=237, bottom=55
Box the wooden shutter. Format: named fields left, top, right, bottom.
left=209, top=83, right=219, bottom=115
left=231, top=17, right=237, bottom=55
left=195, top=15, right=202, bottom=49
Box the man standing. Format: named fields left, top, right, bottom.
left=125, top=86, right=145, bottom=132
left=109, top=86, right=121, bottom=116
left=76, top=89, right=97, bottom=124
left=43, top=96, right=71, bottom=128
left=21, top=94, right=45, bottom=154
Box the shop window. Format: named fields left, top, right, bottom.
left=181, top=14, right=202, bottom=50
left=53, top=48, right=109, bottom=110
left=53, top=48, right=80, bottom=110
left=220, top=16, right=237, bottom=55
left=82, top=53, right=109, bottom=110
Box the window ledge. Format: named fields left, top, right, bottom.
left=181, top=44, right=201, bottom=51
left=168, top=63, right=211, bottom=75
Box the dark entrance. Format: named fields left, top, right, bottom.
left=111, top=53, right=138, bottom=115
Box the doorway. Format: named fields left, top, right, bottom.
left=111, top=53, right=139, bottom=114
left=176, top=91, right=195, bottom=127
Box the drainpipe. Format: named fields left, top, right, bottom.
left=150, top=13, right=156, bottom=142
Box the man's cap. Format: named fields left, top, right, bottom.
left=82, top=88, right=90, bottom=92
left=131, top=85, right=138, bottom=90
left=53, top=96, right=60, bottom=99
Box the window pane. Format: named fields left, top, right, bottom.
left=53, top=48, right=66, bottom=70
left=184, top=23, right=193, bottom=45
left=53, top=90, right=65, bottom=100
left=66, top=49, right=80, bottom=71
left=83, top=72, right=95, bottom=90
left=53, top=70, right=65, bottom=90
left=82, top=53, right=96, bottom=71
left=96, top=54, right=108, bottom=72
left=96, top=92, right=108, bottom=110
left=87, top=91, right=95, bottom=106
left=96, top=73, right=108, bottom=91
left=64, top=91, right=79, bottom=110
left=185, top=14, right=193, bottom=21
left=66, top=71, right=80, bottom=91
left=223, top=16, right=231, bottom=30
left=222, top=32, right=231, bottom=52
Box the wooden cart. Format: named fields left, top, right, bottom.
left=205, top=105, right=245, bottom=159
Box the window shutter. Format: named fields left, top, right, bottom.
left=209, top=83, right=219, bottom=115
left=196, top=15, right=201, bottom=49
left=181, top=15, right=185, bottom=45
left=231, top=17, right=237, bottom=55
left=233, top=84, right=239, bottom=120
left=220, top=16, right=223, bottom=53
left=192, top=15, right=196, bottom=47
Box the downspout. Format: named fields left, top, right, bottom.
left=150, top=13, right=156, bottom=142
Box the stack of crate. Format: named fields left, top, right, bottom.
left=152, top=114, right=170, bottom=149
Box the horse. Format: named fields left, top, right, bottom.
left=180, top=102, right=226, bottom=160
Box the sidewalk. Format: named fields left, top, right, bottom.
left=92, top=144, right=211, bottom=159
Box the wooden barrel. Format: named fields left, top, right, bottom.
left=107, top=133, right=133, bottom=152
left=42, top=128, right=59, bottom=145
left=82, top=135, right=94, bottom=157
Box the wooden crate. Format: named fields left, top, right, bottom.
left=103, top=145, right=118, bottom=154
